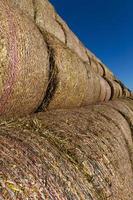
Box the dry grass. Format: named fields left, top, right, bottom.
left=0, top=99, right=133, bottom=199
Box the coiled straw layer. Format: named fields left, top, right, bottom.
left=0, top=0, right=49, bottom=117
left=0, top=99, right=133, bottom=199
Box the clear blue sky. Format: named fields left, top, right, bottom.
left=50, top=0, right=133, bottom=90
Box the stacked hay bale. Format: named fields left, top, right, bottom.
left=0, top=0, right=131, bottom=117
left=37, top=33, right=113, bottom=111
left=7, top=0, right=35, bottom=19
left=8, top=0, right=132, bottom=100
left=0, top=99, right=133, bottom=200
left=4, top=2, right=119, bottom=75
left=0, top=0, right=49, bottom=117
left=0, top=1, right=133, bottom=200
left=0, top=0, right=116, bottom=117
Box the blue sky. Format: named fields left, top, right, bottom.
left=50, top=0, right=133, bottom=90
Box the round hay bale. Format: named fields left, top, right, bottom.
left=104, top=80, right=112, bottom=101
left=37, top=33, right=103, bottom=111
left=34, top=0, right=65, bottom=43
left=114, top=82, right=120, bottom=99
left=107, top=99, right=133, bottom=129
left=86, top=48, right=97, bottom=60
left=92, top=75, right=101, bottom=103
left=0, top=103, right=133, bottom=199
left=105, top=99, right=133, bottom=164
left=127, top=90, right=131, bottom=97
left=90, top=58, right=98, bottom=73
left=0, top=1, right=49, bottom=117
left=105, top=79, right=120, bottom=100
left=9, top=0, right=126, bottom=96
left=99, top=77, right=111, bottom=102
left=9, top=0, right=128, bottom=99
left=102, top=63, right=114, bottom=79
left=116, top=80, right=132, bottom=98
left=121, top=98, right=133, bottom=111
left=93, top=102, right=133, bottom=168
left=86, top=49, right=114, bottom=78
left=8, top=0, right=34, bottom=19
left=86, top=49, right=115, bottom=79
left=131, top=92, right=133, bottom=99
left=99, top=77, right=107, bottom=102
left=113, top=82, right=121, bottom=98
left=123, top=88, right=131, bottom=97
left=56, top=14, right=89, bottom=62
left=85, top=68, right=101, bottom=104
left=116, top=82, right=123, bottom=98
left=81, top=62, right=96, bottom=105
left=97, top=62, right=104, bottom=76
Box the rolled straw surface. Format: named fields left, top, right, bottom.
left=38, top=34, right=110, bottom=111
left=0, top=0, right=132, bottom=118
left=0, top=0, right=49, bottom=117
left=0, top=99, right=133, bottom=199
left=7, top=0, right=34, bottom=20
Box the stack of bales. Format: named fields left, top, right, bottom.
left=0, top=1, right=133, bottom=199
left=0, top=0, right=132, bottom=117
left=0, top=99, right=133, bottom=199
left=0, top=0, right=49, bottom=116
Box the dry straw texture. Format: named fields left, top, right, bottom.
left=56, top=14, right=89, bottom=62
left=33, top=0, right=65, bottom=43
left=9, top=0, right=123, bottom=82
left=0, top=0, right=49, bottom=117
left=37, top=33, right=116, bottom=111
left=38, top=33, right=103, bottom=110
left=0, top=1, right=133, bottom=200
left=7, top=0, right=34, bottom=19
left=0, top=0, right=132, bottom=118
left=0, top=99, right=133, bottom=199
